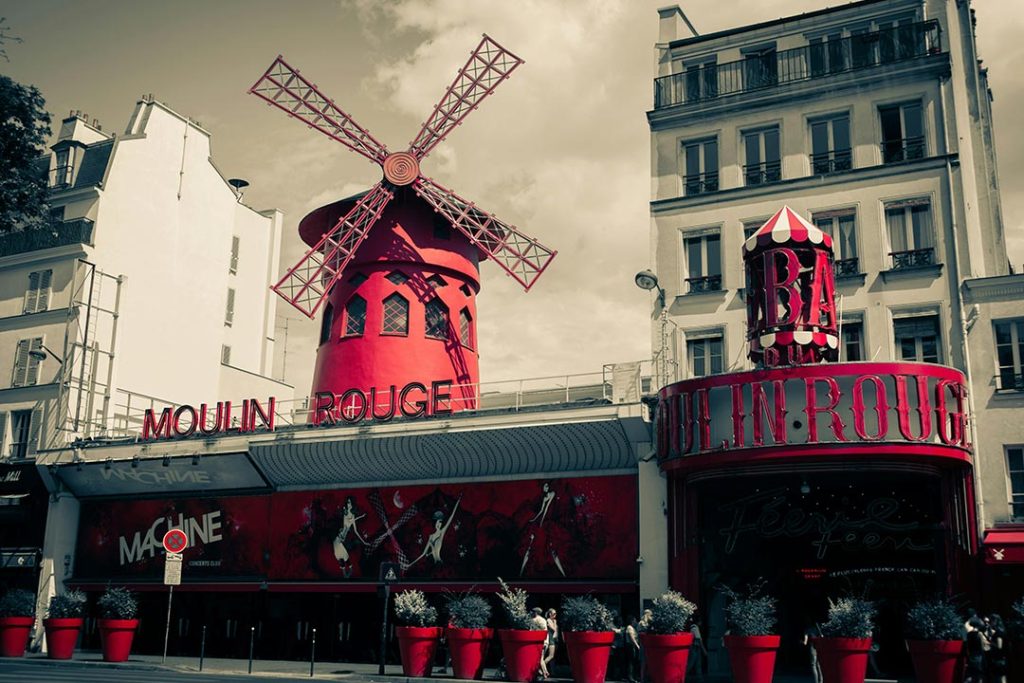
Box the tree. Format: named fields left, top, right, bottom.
left=0, top=73, right=51, bottom=232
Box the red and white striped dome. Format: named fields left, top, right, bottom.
left=742, top=205, right=833, bottom=255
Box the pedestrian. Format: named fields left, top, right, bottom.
left=543, top=608, right=559, bottom=680
left=802, top=623, right=823, bottom=683
left=965, top=616, right=990, bottom=683
left=530, top=608, right=549, bottom=680
left=610, top=614, right=624, bottom=680
left=625, top=615, right=641, bottom=683
left=686, top=618, right=707, bottom=679
left=638, top=609, right=652, bottom=683
left=986, top=613, right=1008, bottom=683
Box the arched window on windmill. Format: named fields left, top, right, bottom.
left=459, top=308, right=473, bottom=349
left=382, top=293, right=409, bottom=336
left=425, top=298, right=449, bottom=340
left=342, top=295, right=366, bottom=337
left=319, top=302, right=334, bottom=345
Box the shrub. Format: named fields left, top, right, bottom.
left=394, top=589, right=438, bottom=627
left=97, top=587, right=138, bottom=620
left=48, top=590, right=87, bottom=619
left=560, top=595, right=615, bottom=633
left=645, top=591, right=697, bottom=635
left=1008, top=597, right=1024, bottom=639
left=721, top=583, right=777, bottom=636
left=0, top=589, right=36, bottom=618
left=905, top=598, right=963, bottom=640
left=496, top=578, right=542, bottom=630
left=446, top=592, right=492, bottom=629
left=820, top=597, right=876, bottom=639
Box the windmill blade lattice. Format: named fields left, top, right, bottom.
left=414, top=176, right=556, bottom=291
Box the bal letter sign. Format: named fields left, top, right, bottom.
left=162, top=528, right=188, bottom=554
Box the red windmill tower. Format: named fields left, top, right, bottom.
left=250, top=36, right=556, bottom=420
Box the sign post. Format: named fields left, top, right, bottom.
left=161, top=528, right=187, bottom=664
left=378, top=562, right=400, bottom=675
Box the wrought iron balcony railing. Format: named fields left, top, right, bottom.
left=834, top=257, right=860, bottom=277
left=881, top=136, right=926, bottom=164
left=810, top=150, right=853, bottom=175
left=683, top=172, right=719, bottom=196
left=686, top=274, right=722, bottom=293
left=654, top=20, right=942, bottom=109
left=743, top=161, right=782, bottom=186
left=996, top=372, right=1024, bottom=393
left=0, top=219, right=95, bottom=258
left=889, top=247, right=935, bottom=271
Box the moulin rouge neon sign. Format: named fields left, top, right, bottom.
left=142, top=398, right=277, bottom=440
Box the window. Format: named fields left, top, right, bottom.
left=221, top=345, right=232, bottom=365
left=893, top=314, right=941, bottom=363
left=810, top=114, right=852, bottom=174
left=878, top=17, right=923, bottom=62
left=850, top=27, right=876, bottom=68
left=841, top=319, right=865, bottom=361
left=319, top=303, right=334, bottom=345
left=1006, top=447, right=1024, bottom=521
left=687, top=333, right=723, bottom=377
left=49, top=206, right=65, bottom=225
left=12, top=338, right=43, bottom=388
left=813, top=210, right=858, bottom=275
left=742, top=221, right=763, bottom=241
left=24, top=269, right=52, bottom=314
left=343, top=295, right=367, bottom=337
left=809, top=32, right=846, bottom=76
left=885, top=199, right=934, bottom=268
left=880, top=102, right=924, bottom=163
left=743, top=46, right=777, bottom=90
left=9, top=411, right=32, bottom=459
left=385, top=271, right=408, bottom=286
left=684, top=59, right=718, bottom=101
left=459, top=284, right=473, bottom=297
left=52, top=149, right=72, bottom=187
left=425, top=299, right=448, bottom=340
left=426, top=275, right=447, bottom=289
left=224, top=288, right=236, bottom=326
left=683, top=232, right=721, bottom=293
left=743, top=127, right=781, bottom=185
left=229, top=236, right=240, bottom=274
left=382, top=294, right=409, bottom=335
left=682, top=138, right=718, bottom=196
left=994, top=319, right=1024, bottom=391
left=459, top=308, right=473, bottom=348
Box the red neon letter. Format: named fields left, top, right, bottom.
left=804, top=376, right=847, bottom=443
left=764, top=248, right=802, bottom=327
left=852, top=376, right=889, bottom=441
left=142, top=407, right=172, bottom=440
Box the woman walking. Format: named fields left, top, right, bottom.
left=543, top=608, right=559, bottom=679
left=965, top=616, right=990, bottom=683
left=986, top=614, right=1008, bottom=683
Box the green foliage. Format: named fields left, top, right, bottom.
left=446, top=592, right=492, bottom=629
left=905, top=598, right=963, bottom=640
left=394, top=590, right=438, bottom=627
left=0, top=588, right=35, bottom=617
left=1008, top=597, right=1024, bottom=639
left=0, top=74, right=52, bottom=232
left=820, top=597, right=876, bottom=639
left=560, top=595, right=615, bottom=633
left=48, top=590, right=86, bottom=619
left=496, top=578, right=542, bottom=630
left=645, top=591, right=697, bottom=635
left=97, top=587, right=137, bottom=620
left=721, top=583, right=777, bottom=636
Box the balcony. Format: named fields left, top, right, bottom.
left=686, top=274, right=722, bottom=294
left=810, top=150, right=853, bottom=175
left=683, top=172, right=719, bottom=196
left=654, top=20, right=942, bottom=109
left=0, top=219, right=95, bottom=258
left=743, top=161, right=782, bottom=187
left=834, top=257, right=860, bottom=278
left=890, top=247, right=934, bottom=270
left=881, top=136, right=926, bottom=164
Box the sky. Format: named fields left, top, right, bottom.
left=2, top=0, right=1022, bottom=395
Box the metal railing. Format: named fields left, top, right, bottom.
left=743, top=161, right=782, bottom=186
left=834, top=257, right=860, bottom=278
left=686, top=275, right=722, bottom=293
left=654, top=20, right=942, bottom=109
left=683, top=172, right=719, bottom=196
left=890, top=247, right=935, bottom=270
left=881, top=136, right=926, bottom=164
left=0, top=219, right=94, bottom=258
left=810, top=150, right=853, bottom=175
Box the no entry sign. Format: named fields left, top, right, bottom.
left=162, top=528, right=188, bottom=554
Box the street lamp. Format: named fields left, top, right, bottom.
left=634, top=270, right=677, bottom=389
left=28, top=344, right=64, bottom=364
left=634, top=269, right=665, bottom=308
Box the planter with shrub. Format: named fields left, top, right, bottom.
left=561, top=595, right=616, bottom=683
left=639, top=591, right=697, bottom=683
left=445, top=592, right=493, bottom=680
left=811, top=598, right=876, bottom=683
left=903, top=598, right=964, bottom=683
left=97, top=587, right=139, bottom=662
left=1010, top=598, right=1024, bottom=681
left=394, top=589, right=441, bottom=677
left=721, top=584, right=779, bottom=683
left=44, top=590, right=87, bottom=660
left=0, top=589, right=36, bottom=657
left=495, top=579, right=547, bottom=683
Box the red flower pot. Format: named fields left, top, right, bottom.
left=0, top=616, right=33, bottom=657
left=639, top=632, right=693, bottom=683
left=811, top=637, right=872, bottom=683
left=396, top=625, right=442, bottom=677
left=99, top=618, right=139, bottom=662
left=564, top=631, right=615, bottom=683
left=906, top=639, right=963, bottom=683
left=498, top=628, right=548, bottom=682
left=724, top=634, right=780, bottom=683
left=44, top=618, right=83, bottom=660
left=447, top=627, right=493, bottom=680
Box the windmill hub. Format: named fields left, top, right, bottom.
left=382, top=152, right=420, bottom=186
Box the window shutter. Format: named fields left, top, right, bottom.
left=25, top=338, right=43, bottom=386
left=27, top=406, right=43, bottom=454
left=225, top=289, right=236, bottom=325
left=0, top=412, right=8, bottom=458
left=221, top=345, right=231, bottom=365
left=12, top=340, right=29, bottom=387
left=230, top=236, right=240, bottom=273
left=37, top=270, right=52, bottom=311
left=24, top=272, right=39, bottom=314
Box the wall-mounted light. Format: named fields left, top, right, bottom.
left=104, top=457, right=111, bottom=470
left=27, top=344, right=65, bottom=364
left=162, top=456, right=171, bottom=468
left=131, top=455, right=140, bottom=469
left=191, top=454, right=200, bottom=466
left=634, top=269, right=666, bottom=308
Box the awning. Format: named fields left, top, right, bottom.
left=983, top=529, right=1024, bottom=564
left=0, top=463, right=45, bottom=497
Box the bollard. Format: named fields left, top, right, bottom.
left=310, top=627, right=316, bottom=677
left=199, top=625, right=206, bottom=672
left=248, top=625, right=255, bottom=674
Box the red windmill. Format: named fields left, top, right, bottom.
left=250, top=35, right=556, bottom=419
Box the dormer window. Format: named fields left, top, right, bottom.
left=52, top=148, right=72, bottom=188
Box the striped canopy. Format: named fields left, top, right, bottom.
left=743, top=206, right=833, bottom=255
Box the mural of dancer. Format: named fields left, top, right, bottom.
left=407, top=494, right=462, bottom=568
left=332, top=496, right=368, bottom=577
left=520, top=481, right=567, bottom=577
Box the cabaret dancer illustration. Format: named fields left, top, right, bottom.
left=407, top=494, right=462, bottom=568
left=520, top=481, right=567, bottom=577
left=332, top=496, right=368, bottom=577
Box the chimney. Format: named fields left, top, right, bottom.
left=658, top=5, right=698, bottom=44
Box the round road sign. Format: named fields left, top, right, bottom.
left=162, top=528, right=188, bottom=554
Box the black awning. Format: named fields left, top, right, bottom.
left=0, top=463, right=45, bottom=497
